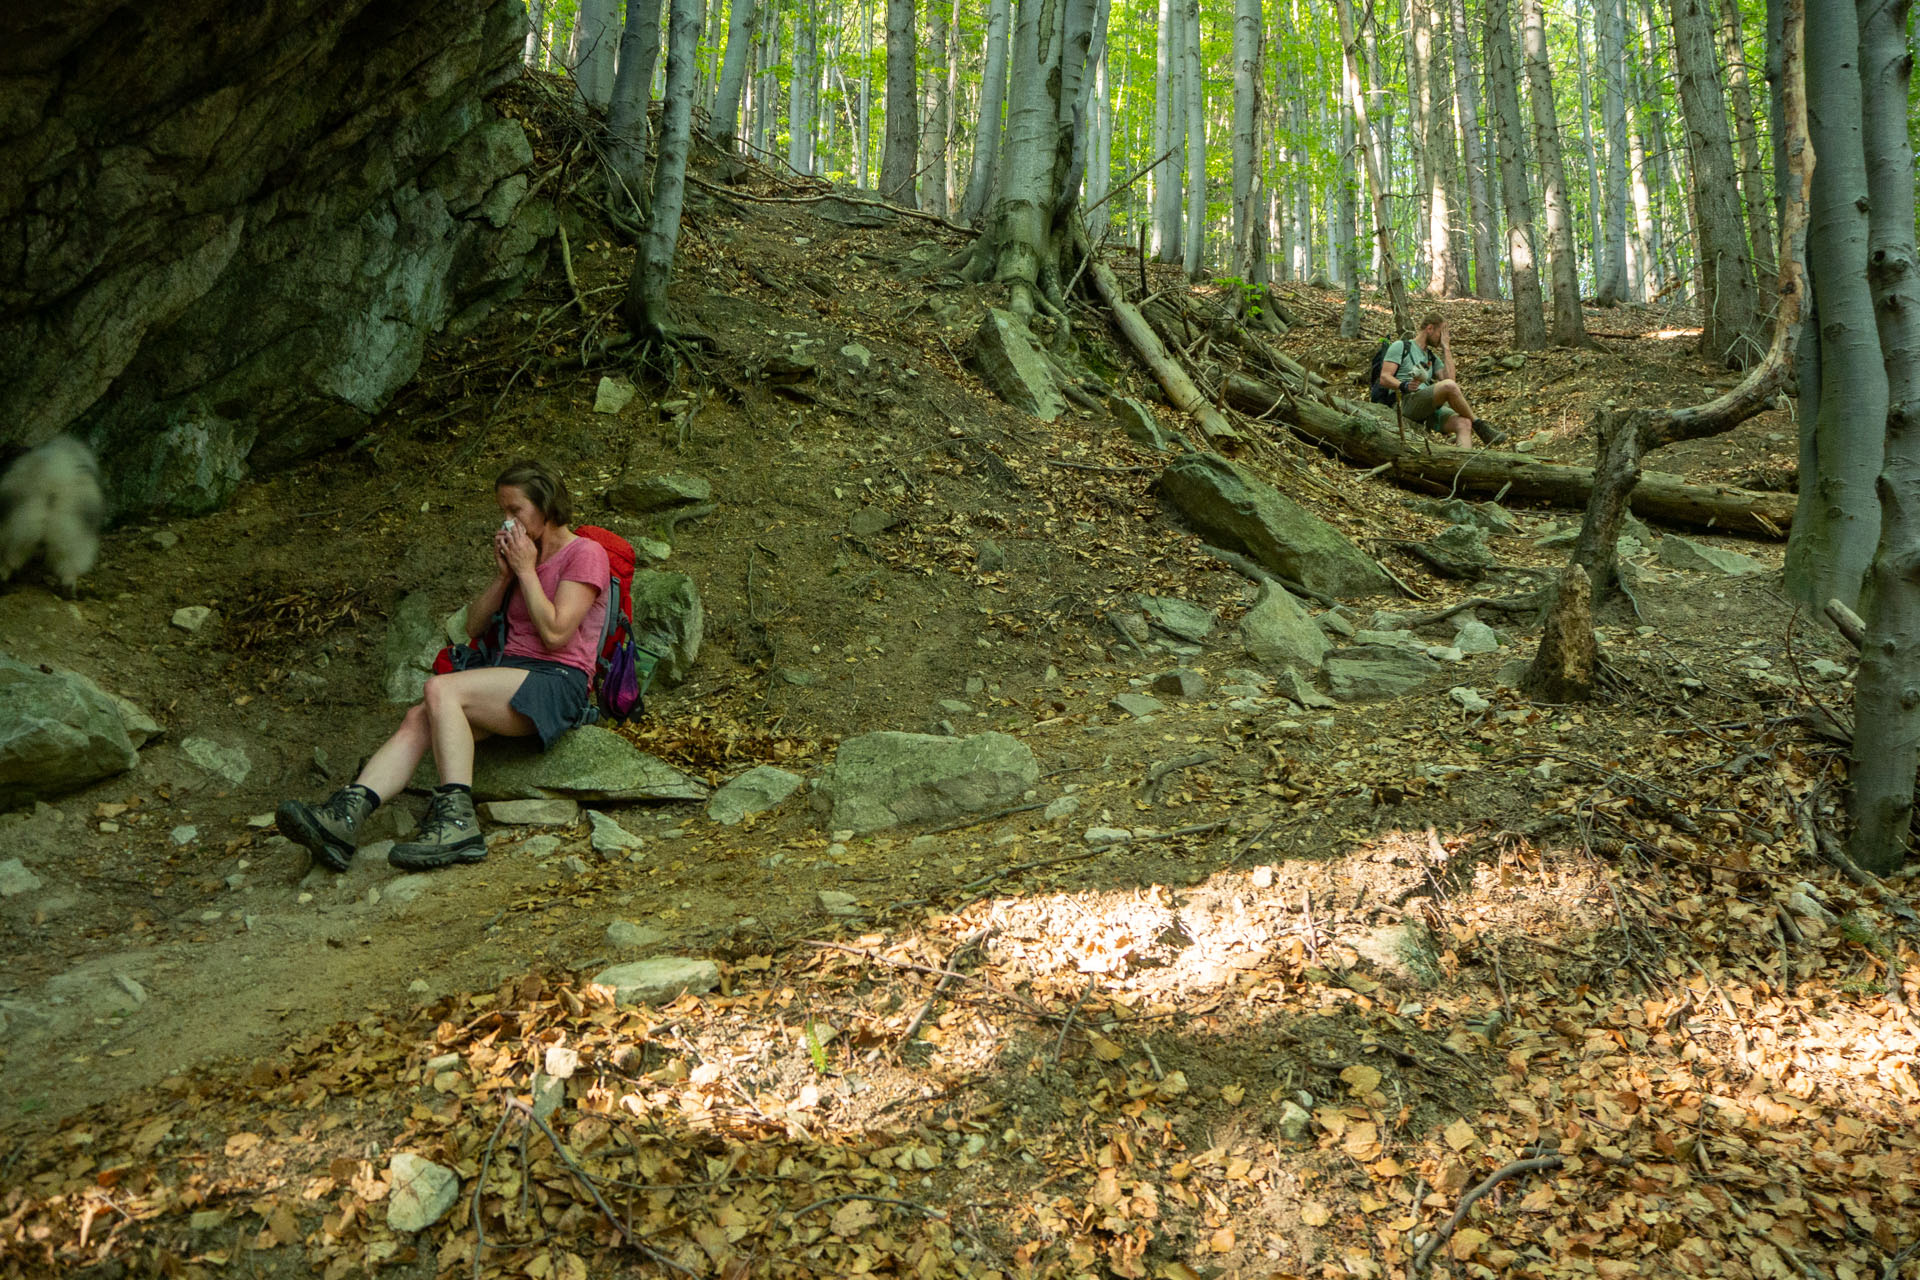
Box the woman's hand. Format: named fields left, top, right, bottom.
left=500, top=523, right=537, bottom=576
left=491, top=528, right=512, bottom=576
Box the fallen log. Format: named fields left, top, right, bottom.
left=1222, top=373, right=1795, bottom=539
left=1080, top=240, right=1239, bottom=444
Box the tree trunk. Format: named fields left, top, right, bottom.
left=1561, top=0, right=1808, bottom=607
left=525, top=0, right=547, bottom=66
left=1447, top=0, right=1497, bottom=299
left=1417, top=0, right=1463, bottom=297
left=1670, top=0, right=1764, bottom=364
left=1335, top=0, right=1413, bottom=335
left=1221, top=374, right=1799, bottom=536
left=879, top=0, right=919, bottom=204
left=606, top=0, right=665, bottom=206
left=942, top=0, right=961, bottom=213
left=1719, top=0, right=1775, bottom=280
left=858, top=0, right=874, bottom=188
left=1084, top=0, right=1113, bottom=236
left=1291, top=98, right=1313, bottom=283
left=754, top=13, right=779, bottom=152
left=789, top=0, right=817, bottom=172
left=1519, top=0, right=1589, bottom=346
left=1338, top=53, right=1363, bottom=337
left=622, top=0, right=703, bottom=346
left=1523, top=565, right=1598, bottom=701
left=1625, top=70, right=1655, bottom=301
left=1850, top=0, right=1920, bottom=871
left=1180, top=0, right=1206, bottom=279
left=1784, top=0, right=1885, bottom=613
left=712, top=0, right=760, bottom=144
left=1593, top=0, right=1630, bottom=305
left=1486, top=0, right=1547, bottom=349
left=1229, top=0, right=1260, bottom=293
left=959, top=0, right=1011, bottom=226
left=920, top=0, right=950, bottom=213
left=1573, top=5, right=1606, bottom=293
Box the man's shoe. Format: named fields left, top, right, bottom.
left=1473, top=420, right=1509, bottom=446
left=389, top=789, right=487, bottom=871
left=277, top=785, right=377, bottom=873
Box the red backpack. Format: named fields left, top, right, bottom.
left=432, top=525, right=658, bottom=722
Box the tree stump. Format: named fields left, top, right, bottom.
left=1523, top=565, right=1598, bottom=702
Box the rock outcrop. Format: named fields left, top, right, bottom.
left=1158, top=454, right=1390, bottom=598
left=1, top=0, right=552, bottom=515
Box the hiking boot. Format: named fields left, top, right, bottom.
left=277, top=785, right=378, bottom=873
left=388, top=788, right=487, bottom=871
left=1472, top=419, right=1509, bottom=446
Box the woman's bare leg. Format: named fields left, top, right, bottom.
left=354, top=704, right=433, bottom=801
left=422, top=668, right=537, bottom=786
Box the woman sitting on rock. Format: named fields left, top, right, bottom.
left=278, top=459, right=609, bottom=872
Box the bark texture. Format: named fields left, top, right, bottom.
left=607, top=0, right=666, bottom=203
left=878, top=0, right=920, bottom=205
left=1335, top=0, right=1413, bottom=335
left=1593, top=0, right=1630, bottom=305
left=1179, top=0, right=1206, bottom=279
left=1448, top=0, right=1497, bottom=298
left=1519, top=0, right=1589, bottom=346
left=622, top=0, right=703, bottom=344
left=959, top=0, right=1011, bottom=226
left=1486, top=0, right=1547, bottom=348
left=711, top=0, right=759, bottom=143
left=1849, top=0, right=1920, bottom=872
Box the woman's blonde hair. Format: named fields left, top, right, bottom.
left=494, top=459, right=573, bottom=526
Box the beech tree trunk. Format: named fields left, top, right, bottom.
left=1180, top=0, right=1206, bottom=280
left=1625, top=75, right=1655, bottom=301
left=1335, top=0, right=1413, bottom=335
left=1083, top=0, right=1113, bottom=235
left=525, top=0, right=547, bottom=65
left=1519, top=0, right=1589, bottom=347
left=1851, top=0, right=1920, bottom=871
left=879, top=0, right=919, bottom=205
left=1593, top=0, right=1630, bottom=305
left=711, top=0, right=760, bottom=144
left=1486, top=0, right=1547, bottom=348
left=572, top=0, right=620, bottom=108
left=920, top=0, right=950, bottom=213
left=1719, top=0, right=1774, bottom=280
left=1573, top=6, right=1605, bottom=289
left=789, top=0, right=817, bottom=172
left=1447, top=0, right=1497, bottom=299
left=959, top=0, right=1011, bottom=226
left=1229, top=0, right=1261, bottom=292
left=1418, top=0, right=1464, bottom=297
left=622, top=0, right=703, bottom=346
left=1150, top=0, right=1179, bottom=260
left=606, top=0, right=665, bottom=205
left=1670, top=0, right=1765, bottom=366
left=1338, top=56, right=1363, bottom=337
left=1784, top=0, right=1885, bottom=613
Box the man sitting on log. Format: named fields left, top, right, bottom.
left=1377, top=312, right=1506, bottom=447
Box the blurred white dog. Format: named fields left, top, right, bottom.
left=0, top=436, right=105, bottom=594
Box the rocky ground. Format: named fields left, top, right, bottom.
left=2, top=140, right=1913, bottom=1280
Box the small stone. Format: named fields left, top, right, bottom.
left=1134, top=596, right=1216, bottom=643
left=170, top=606, right=213, bottom=633
left=0, top=859, right=43, bottom=897
left=1426, top=646, right=1465, bottom=663
left=1084, top=826, right=1133, bottom=846
left=606, top=920, right=667, bottom=949
left=965, top=677, right=985, bottom=695
left=483, top=799, right=579, bottom=826
left=975, top=539, right=1007, bottom=572
left=170, top=825, right=198, bottom=845
left=1285, top=669, right=1337, bottom=711
left=1150, top=669, right=1206, bottom=699
left=1449, top=686, right=1492, bottom=715
left=1044, top=794, right=1081, bottom=822
left=151, top=530, right=181, bottom=550
left=588, top=810, right=645, bottom=858
left=849, top=506, right=899, bottom=537
left=1454, top=621, right=1501, bottom=654
left=531, top=1072, right=566, bottom=1123
left=408, top=978, right=431, bottom=994
left=1251, top=865, right=1275, bottom=889
left=707, top=765, right=804, bottom=826
left=591, top=958, right=722, bottom=1005
left=182, top=737, right=251, bottom=786
left=558, top=855, right=590, bottom=876
left=523, top=834, right=562, bottom=857
left=1279, top=1101, right=1313, bottom=1141
left=1810, top=658, right=1849, bottom=681
left=383, top=874, right=432, bottom=906
left=937, top=699, right=974, bottom=715
left=593, top=377, right=638, bottom=415
left=1110, top=693, right=1163, bottom=719
left=818, top=890, right=861, bottom=917
left=839, top=342, right=873, bottom=372
left=1316, top=611, right=1356, bottom=639
left=1657, top=535, right=1769, bottom=577
left=387, top=1153, right=460, bottom=1232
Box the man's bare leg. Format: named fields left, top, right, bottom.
left=1432, top=379, right=1482, bottom=445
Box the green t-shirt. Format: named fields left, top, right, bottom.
left=1384, top=339, right=1437, bottom=388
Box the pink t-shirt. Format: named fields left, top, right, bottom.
left=503, top=535, right=610, bottom=675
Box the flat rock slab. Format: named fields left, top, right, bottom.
left=592, top=958, right=721, bottom=1006
left=1454, top=621, right=1501, bottom=654
left=1657, top=535, right=1768, bottom=576
left=707, top=764, right=803, bottom=826
left=1158, top=453, right=1391, bottom=598
left=587, top=810, right=645, bottom=857
left=1413, top=497, right=1519, bottom=534
left=1150, top=669, right=1206, bottom=698
left=387, top=1153, right=460, bottom=1232
left=483, top=798, right=578, bottom=826
left=813, top=731, right=1039, bottom=834
left=457, top=726, right=709, bottom=803
left=605, top=920, right=667, bottom=949
left=0, top=858, right=44, bottom=897
left=0, top=654, right=139, bottom=807
left=1110, top=396, right=1184, bottom=452
left=1135, top=595, right=1215, bottom=642
left=606, top=472, right=710, bottom=513
left=1110, top=693, right=1164, bottom=719
left=1326, top=644, right=1445, bottom=702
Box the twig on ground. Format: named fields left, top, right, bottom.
left=788, top=1194, right=950, bottom=1222
left=1052, top=977, right=1098, bottom=1066
left=1411, top=1156, right=1564, bottom=1272
left=899, top=928, right=992, bottom=1047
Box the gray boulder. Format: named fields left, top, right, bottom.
left=605, top=472, right=711, bottom=515
left=382, top=591, right=442, bottom=704
left=182, top=737, right=251, bottom=786
left=973, top=310, right=1065, bottom=422
left=1413, top=497, right=1519, bottom=534
left=707, top=765, right=804, bottom=826
left=1158, top=453, right=1390, bottom=598
left=1239, top=584, right=1331, bottom=672
left=1454, top=621, right=1501, bottom=654
left=0, top=655, right=139, bottom=807
left=1135, top=595, right=1215, bottom=642
left=455, top=726, right=709, bottom=803
left=587, top=810, right=645, bottom=858
left=1657, top=535, right=1768, bottom=577
left=483, top=798, right=578, bottom=825
left=387, top=1154, right=460, bottom=1233
left=1325, top=644, right=1445, bottom=702
left=0, top=858, right=43, bottom=897
left=1110, top=397, right=1184, bottom=451
left=592, top=958, right=721, bottom=1005
left=631, top=571, right=703, bottom=683
left=813, top=731, right=1039, bottom=833
left=1415, top=525, right=1495, bottom=578
left=1110, top=693, right=1164, bottom=719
